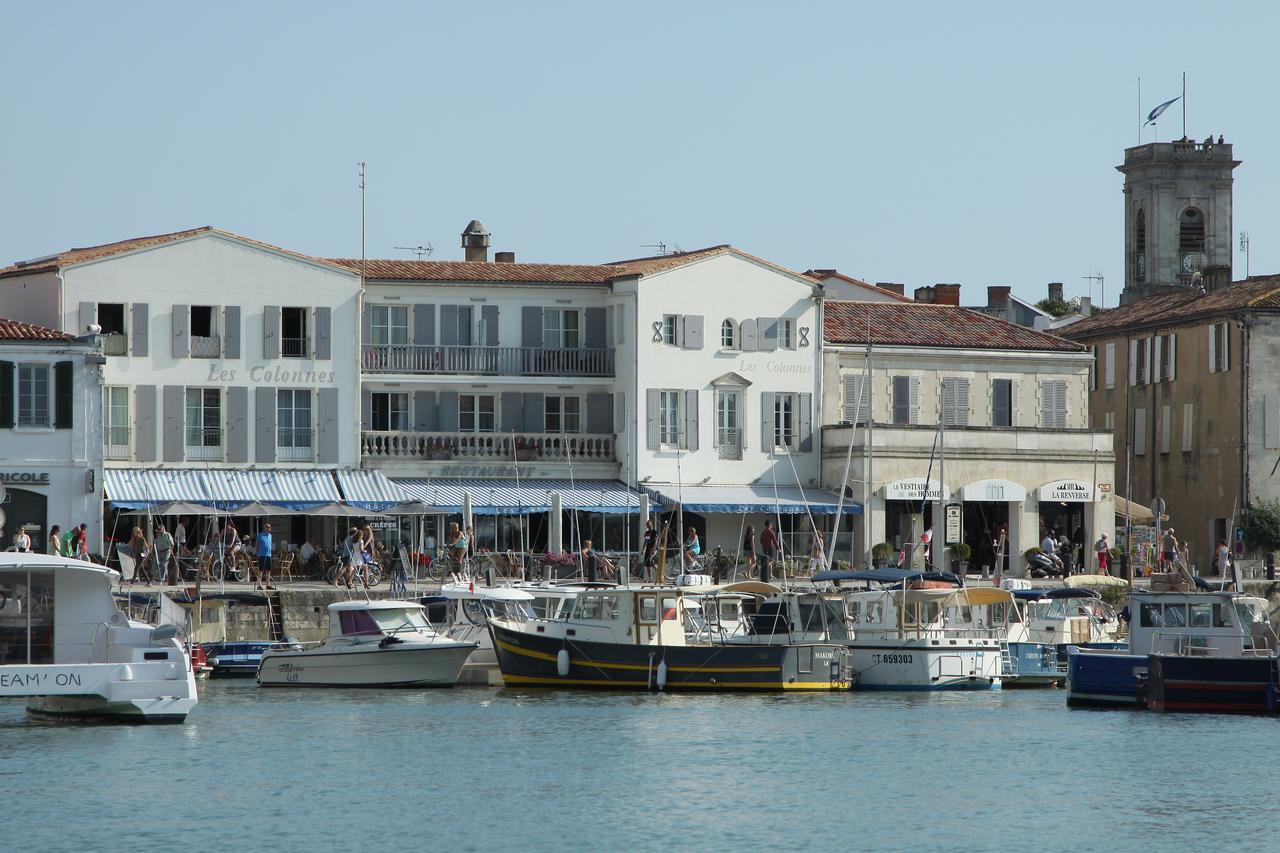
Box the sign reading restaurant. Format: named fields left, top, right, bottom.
left=1037, top=480, right=1097, bottom=503
left=882, top=479, right=950, bottom=501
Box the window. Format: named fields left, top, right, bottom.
left=544, top=396, right=581, bottom=433
left=1182, top=403, right=1194, bottom=452
left=544, top=309, right=581, bottom=349
left=1105, top=342, right=1116, bottom=388
left=721, top=319, right=737, bottom=349
left=779, top=318, right=795, bottom=350
left=281, top=307, right=309, bottom=358
left=992, top=379, right=1013, bottom=428
left=1163, top=604, right=1187, bottom=628
left=371, top=392, right=408, bottom=431
left=1040, top=380, right=1067, bottom=429
left=1135, top=208, right=1146, bottom=282
left=370, top=305, right=409, bottom=346
left=842, top=374, right=869, bottom=426
left=940, top=377, right=969, bottom=427
left=1105, top=411, right=1115, bottom=431
left=1179, top=207, right=1205, bottom=272
left=892, top=376, right=916, bottom=425
left=459, top=394, right=495, bottom=433
left=1132, top=337, right=1148, bottom=385
left=1209, top=322, right=1230, bottom=373
left=103, top=387, right=130, bottom=458
left=773, top=393, right=797, bottom=449
left=662, top=314, right=678, bottom=346
left=278, top=389, right=313, bottom=459
left=1139, top=603, right=1163, bottom=628
left=716, top=389, right=741, bottom=459
left=1133, top=407, right=1147, bottom=456
left=98, top=303, right=126, bottom=335
left=185, top=388, right=222, bottom=459
left=190, top=305, right=220, bottom=358
left=1156, top=333, right=1175, bottom=382
left=658, top=390, right=681, bottom=446
left=16, top=364, right=49, bottom=427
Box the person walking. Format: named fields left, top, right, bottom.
left=809, top=531, right=827, bottom=575
left=641, top=519, right=658, bottom=580
left=743, top=525, right=757, bottom=576
left=48, top=525, right=62, bottom=556
left=153, top=523, right=175, bottom=585
left=256, top=523, right=275, bottom=590
left=338, top=527, right=360, bottom=587
left=1161, top=528, right=1179, bottom=570
left=760, top=519, right=780, bottom=584
left=1216, top=539, right=1232, bottom=582
left=1095, top=533, right=1110, bottom=574
left=128, top=526, right=150, bottom=584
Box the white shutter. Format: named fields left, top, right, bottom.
left=909, top=377, right=920, bottom=425
left=1209, top=324, right=1218, bottom=373
left=1010, top=379, right=1020, bottom=426
left=956, top=378, right=970, bottom=426
left=1182, top=403, right=1194, bottom=452
left=1221, top=323, right=1230, bottom=371
left=1160, top=405, right=1171, bottom=454
left=1146, top=336, right=1154, bottom=386
left=1105, top=342, right=1116, bottom=388
left=1266, top=393, right=1280, bottom=450
left=1153, top=336, right=1163, bottom=383
left=1168, top=333, right=1177, bottom=381
left=1134, top=408, right=1147, bottom=456
left=941, top=378, right=956, bottom=426
left=1129, top=339, right=1138, bottom=385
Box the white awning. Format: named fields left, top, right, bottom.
left=394, top=479, right=644, bottom=515
left=335, top=469, right=425, bottom=512
left=960, top=478, right=1027, bottom=502
left=644, top=484, right=860, bottom=515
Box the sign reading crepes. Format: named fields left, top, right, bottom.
left=1037, top=480, right=1097, bottom=503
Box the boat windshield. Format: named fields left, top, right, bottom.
left=369, top=608, right=433, bottom=634
left=1235, top=600, right=1267, bottom=626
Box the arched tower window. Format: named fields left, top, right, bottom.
left=1179, top=207, right=1205, bottom=275
left=1135, top=208, right=1146, bottom=281
left=721, top=319, right=738, bottom=349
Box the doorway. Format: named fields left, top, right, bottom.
left=963, top=501, right=1009, bottom=576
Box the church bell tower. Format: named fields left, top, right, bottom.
left=1117, top=137, right=1239, bottom=304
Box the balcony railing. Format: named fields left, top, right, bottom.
left=105, top=426, right=131, bottom=461
left=277, top=428, right=313, bottom=462
left=103, top=333, right=128, bottom=356
left=362, top=430, right=615, bottom=462
left=185, top=427, right=223, bottom=461
left=283, top=337, right=310, bottom=358
left=190, top=335, right=221, bottom=358
left=361, top=345, right=614, bottom=378
left=717, top=428, right=742, bottom=460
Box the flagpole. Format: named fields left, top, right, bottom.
left=1181, top=71, right=1186, bottom=139
left=1136, top=76, right=1141, bottom=146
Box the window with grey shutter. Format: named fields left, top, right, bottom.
left=500, top=391, right=522, bottom=431
left=646, top=389, right=661, bottom=450
left=941, top=377, right=970, bottom=427
left=78, top=302, right=95, bottom=335
left=172, top=305, right=190, bottom=358
left=992, top=379, right=1012, bottom=427
left=739, top=318, right=758, bottom=352
left=892, top=376, right=911, bottom=425
left=0, top=361, right=11, bottom=429
left=683, top=390, right=699, bottom=450
left=135, top=385, right=157, bottom=462
left=223, top=306, right=241, bottom=358
left=360, top=388, right=373, bottom=431
left=683, top=315, right=704, bottom=350
left=522, top=306, right=543, bottom=349
left=163, top=385, right=184, bottom=462
left=521, top=392, right=543, bottom=432
left=227, top=387, right=249, bottom=463
left=760, top=392, right=776, bottom=449
left=361, top=304, right=373, bottom=347
left=414, top=304, right=436, bottom=346
left=798, top=392, right=813, bottom=451
left=255, top=386, right=276, bottom=463
left=412, top=390, right=437, bottom=431
left=587, top=392, right=612, bottom=434
left=314, top=306, right=332, bottom=359
left=131, top=303, right=149, bottom=356
left=758, top=317, right=778, bottom=352
left=263, top=305, right=281, bottom=359
left=585, top=307, right=606, bottom=349
left=842, top=374, right=869, bottom=425
left=481, top=305, right=500, bottom=347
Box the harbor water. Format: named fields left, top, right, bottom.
left=4, top=683, right=1277, bottom=852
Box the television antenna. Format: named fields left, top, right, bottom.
left=1083, top=271, right=1104, bottom=310
left=1239, top=231, right=1250, bottom=278
left=641, top=242, right=669, bottom=256
left=395, top=244, right=434, bottom=260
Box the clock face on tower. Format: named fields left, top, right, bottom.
left=1182, top=253, right=1194, bottom=274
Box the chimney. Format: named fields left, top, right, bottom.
left=875, top=282, right=905, bottom=296
left=1204, top=264, right=1231, bottom=293
left=495, top=251, right=516, bottom=264
left=933, top=283, right=961, bottom=306
left=1047, top=281, right=1064, bottom=302
left=1077, top=296, right=1092, bottom=315
left=987, top=285, right=1011, bottom=309
left=914, top=285, right=936, bottom=304
left=461, top=219, right=491, bottom=262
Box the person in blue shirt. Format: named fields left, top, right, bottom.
left=256, top=523, right=275, bottom=590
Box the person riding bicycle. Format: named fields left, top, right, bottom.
left=337, top=527, right=360, bottom=588
left=446, top=523, right=468, bottom=576
left=683, top=527, right=701, bottom=569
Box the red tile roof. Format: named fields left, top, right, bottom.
left=1062, top=274, right=1280, bottom=339
left=325, top=258, right=621, bottom=284
left=824, top=301, right=1084, bottom=352
left=0, top=318, right=72, bottom=341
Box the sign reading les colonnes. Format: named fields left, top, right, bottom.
left=1038, top=480, right=1097, bottom=502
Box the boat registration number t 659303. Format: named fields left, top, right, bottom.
left=872, top=654, right=913, bottom=664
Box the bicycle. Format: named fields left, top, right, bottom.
left=427, top=549, right=475, bottom=583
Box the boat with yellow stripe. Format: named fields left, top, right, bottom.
left=488, top=586, right=851, bottom=691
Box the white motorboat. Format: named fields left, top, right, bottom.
left=427, top=584, right=537, bottom=685
left=257, top=600, right=477, bottom=688
left=0, top=553, right=198, bottom=723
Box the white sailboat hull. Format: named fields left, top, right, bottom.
left=257, top=641, right=477, bottom=688
left=847, top=640, right=1003, bottom=690
left=3, top=660, right=199, bottom=723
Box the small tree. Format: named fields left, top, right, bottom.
left=1243, top=500, right=1280, bottom=554
left=1035, top=297, right=1071, bottom=318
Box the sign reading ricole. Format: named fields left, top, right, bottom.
left=0, top=472, right=51, bottom=486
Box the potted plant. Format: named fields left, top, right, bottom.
left=513, top=435, right=538, bottom=462
left=951, top=542, right=972, bottom=576
left=872, top=542, right=893, bottom=569
left=426, top=437, right=453, bottom=460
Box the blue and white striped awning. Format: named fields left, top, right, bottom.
left=201, top=469, right=343, bottom=512
left=394, top=479, right=644, bottom=515
left=336, top=469, right=416, bottom=512
left=104, top=469, right=209, bottom=510
left=644, top=484, right=862, bottom=515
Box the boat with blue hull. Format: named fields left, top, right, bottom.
left=1147, top=655, right=1278, bottom=714
left=1003, top=588, right=1124, bottom=687
left=1067, top=589, right=1273, bottom=708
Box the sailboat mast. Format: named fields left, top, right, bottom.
left=936, top=380, right=946, bottom=570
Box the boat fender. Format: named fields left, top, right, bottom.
left=556, top=648, right=570, bottom=676
left=656, top=660, right=668, bottom=690
left=119, top=664, right=134, bottom=682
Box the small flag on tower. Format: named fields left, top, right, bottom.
left=1144, top=96, right=1180, bottom=126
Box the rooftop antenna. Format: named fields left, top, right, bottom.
left=1239, top=231, right=1250, bottom=278
left=641, top=242, right=668, bottom=256
left=1083, top=271, right=1104, bottom=310
left=358, top=162, right=366, bottom=284
left=395, top=244, right=434, bottom=260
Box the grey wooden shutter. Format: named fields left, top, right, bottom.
left=362, top=304, right=373, bottom=345
left=892, top=376, right=910, bottom=424
left=414, top=304, right=436, bottom=345
left=227, top=386, right=249, bottom=463
left=992, top=379, right=1011, bottom=427
left=440, top=305, right=460, bottom=346
left=585, top=307, right=606, bottom=349
left=587, top=392, right=612, bottom=433
left=131, top=303, right=149, bottom=356
left=135, top=385, right=157, bottom=462
left=761, top=392, right=776, bottom=448
left=360, top=388, right=373, bottom=430
left=263, top=305, right=281, bottom=359
left=909, top=377, right=920, bottom=425
left=1134, top=408, right=1147, bottom=455
left=646, top=389, right=661, bottom=450
left=172, top=305, right=189, bottom=358
left=522, top=392, right=544, bottom=432
left=255, top=386, right=276, bottom=463
left=458, top=306, right=473, bottom=345
left=683, top=389, right=699, bottom=450
left=314, top=307, right=332, bottom=359
left=798, top=392, right=813, bottom=451
left=843, top=374, right=868, bottom=425
left=0, top=361, right=13, bottom=428
left=223, top=305, right=241, bottom=358
left=481, top=305, right=500, bottom=346
left=162, top=385, right=184, bottom=462
left=413, top=390, right=437, bottom=431
left=739, top=318, right=758, bottom=352
left=758, top=317, right=778, bottom=352
left=438, top=391, right=459, bottom=432
left=53, top=361, right=73, bottom=429
left=317, top=387, right=339, bottom=462
left=683, top=315, right=704, bottom=350
left=79, top=302, right=95, bottom=335
left=501, top=391, right=523, bottom=431
left=522, top=307, right=543, bottom=348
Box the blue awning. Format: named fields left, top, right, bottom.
left=104, top=469, right=210, bottom=510
left=202, top=469, right=342, bottom=512
left=644, top=484, right=861, bottom=515
left=393, top=479, right=644, bottom=515
left=336, top=469, right=418, bottom=512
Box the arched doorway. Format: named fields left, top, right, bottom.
left=3, top=487, right=48, bottom=551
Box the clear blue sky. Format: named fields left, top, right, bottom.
left=2, top=1, right=1275, bottom=308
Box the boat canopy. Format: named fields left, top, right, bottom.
left=1064, top=574, right=1128, bottom=589
left=0, top=552, right=113, bottom=577
left=720, top=581, right=783, bottom=597
left=439, top=584, right=535, bottom=602
left=328, top=599, right=426, bottom=612
left=955, top=587, right=1015, bottom=606
left=1010, top=587, right=1101, bottom=601
left=811, top=567, right=961, bottom=586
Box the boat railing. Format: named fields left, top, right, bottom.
left=1148, top=631, right=1274, bottom=657
left=89, top=621, right=112, bottom=664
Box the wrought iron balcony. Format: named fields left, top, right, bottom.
left=361, top=345, right=614, bottom=378
left=361, top=430, right=615, bottom=462
left=102, top=333, right=128, bottom=356
left=104, top=426, right=131, bottom=460
left=190, top=335, right=221, bottom=358
left=185, top=427, right=223, bottom=461
left=277, top=428, right=313, bottom=462
left=717, top=427, right=743, bottom=460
